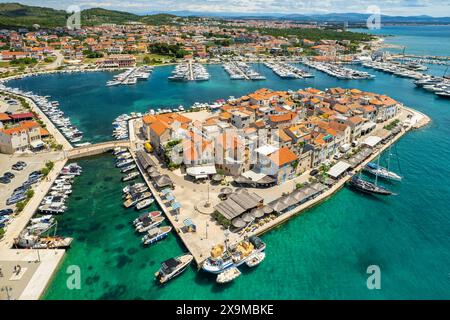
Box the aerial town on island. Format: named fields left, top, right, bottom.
left=0, top=3, right=440, bottom=300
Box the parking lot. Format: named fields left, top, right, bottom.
left=0, top=151, right=64, bottom=212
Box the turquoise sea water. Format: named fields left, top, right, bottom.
left=352, top=25, right=450, bottom=56
left=7, top=28, right=450, bottom=299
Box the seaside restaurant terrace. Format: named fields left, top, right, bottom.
left=268, top=183, right=328, bottom=215
left=214, top=190, right=265, bottom=230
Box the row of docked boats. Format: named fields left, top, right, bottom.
left=362, top=60, right=427, bottom=79
left=0, top=84, right=84, bottom=144
left=413, top=76, right=450, bottom=99
left=112, top=112, right=141, bottom=140
left=169, top=62, right=210, bottom=81
left=361, top=60, right=450, bottom=98
left=13, top=164, right=81, bottom=249
left=264, top=61, right=314, bottom=79
left=38, top=163, right=82, bottom=214
left=302, top=59, right=375, bottom=80
left=223, top=61, right=266, bottom=80
left=115, top=148, right=156, bottom=210
left=106, top=66, right=153, bottom=86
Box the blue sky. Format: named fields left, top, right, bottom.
left=2, top=0, right=450, bottom=17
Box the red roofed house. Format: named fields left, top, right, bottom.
left=0, top=121, right=42, bottom=153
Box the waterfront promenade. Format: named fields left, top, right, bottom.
left=244, top=108, right=430, bottom=242
left=128, top=107, right=430, bottom=266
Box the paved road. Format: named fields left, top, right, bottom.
left=44, top=50, right=64, bottom=70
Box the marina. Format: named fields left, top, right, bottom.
left=223, top=61, right=266, bottom=80
left=264, top=61, right=314, bottom=79
left=302, top=59, right=375, bottom=79
left=106, top=66, right=153, bottom=87
left=169, top=61, right=210, bottom=81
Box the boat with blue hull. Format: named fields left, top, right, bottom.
left=142, top=226, right=172, bottom=246
left=202, top=236, right=266, bottom=274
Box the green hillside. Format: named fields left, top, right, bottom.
left=0, top=3, right=178, bottom=28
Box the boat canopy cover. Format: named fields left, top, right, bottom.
left=162, top=258, right=180, bottom=272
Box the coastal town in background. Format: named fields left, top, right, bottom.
left=0, top=1, right=448, bottom=301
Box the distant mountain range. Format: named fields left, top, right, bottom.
left=1, top=2, right=449, bottom=29
left=155, top=11, right=450, bottom=24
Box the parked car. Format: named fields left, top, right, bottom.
left=6, top=195, right=26, bottom=205
left=0, top=208, right=13, bottom=216
left=0, top=176, right=11, bottom=184
left=12, top=163, right=24, bottom=171
left=17, top=161, right=27, bottom=167
left=310, top=169, right=319, bottom=176
left=3, top=172, right=15, bottom=179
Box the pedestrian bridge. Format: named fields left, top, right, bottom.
left=66, top=140, right=131, bottom=159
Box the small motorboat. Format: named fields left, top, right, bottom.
left=135, top=216, right=165, bottom=233
left=122, top=171, right=140, bottom=182
left=133, top=211, right=162, bottom=226
left=155, top=254, right=193, bottom=284
left=135, top=198, right=154, bottom=210
left=216, top=267, right=241, bottom=284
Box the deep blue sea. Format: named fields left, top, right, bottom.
left=7, top=26, right=450, bottom=299
left=352, top=25, right=450, bottom=56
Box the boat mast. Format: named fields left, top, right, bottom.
left=375, top=150, right=381, bottom=186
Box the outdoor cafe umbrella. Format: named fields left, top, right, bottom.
left=212, top=174, right=224, bottom=182
left=263, top=205, right=274, bottom=215
left=235, top=187, right=247, bottom=194
left=220, top=187, right=233, bottom=195
left=241, top=212, right=254, bottom=223
left=232, top=217, right=246, bottom=228
left=150, top=171, right=160, bottom=178
left=251, top=208, right=264, bottom=219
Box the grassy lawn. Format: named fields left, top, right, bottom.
left=136, top=53, right=175, bottom=65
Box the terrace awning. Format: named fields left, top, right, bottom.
left=30, top=140, right=45, bottom=148
left=362, top=136, right=382, bottom=148
left=186, top=165, right=216, bottom=178
left=327, top=161, right=352, bottom=179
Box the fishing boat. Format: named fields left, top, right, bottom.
left=154, top=254, right=193, bottom=284
left=142, top=226, right=172, bottom=246
left=133, top=211, right=162, bottom=226
left=364, top=162, right=402, bottom=181
left=202, top=237, right=265, bottom=274
left=122, top=171, right=140, bottom=182
left=245, top=251, right=266, bottom=267
left=135, top=198, right=154, bottom=210
left=348, top=175, right=393, bottom=195
left=216, top=267, right=241, bottom=284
